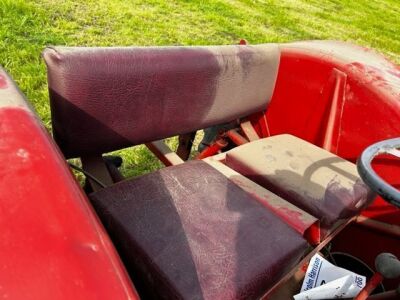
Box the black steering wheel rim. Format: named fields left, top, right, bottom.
left=357, top=138, right=400, bottom=208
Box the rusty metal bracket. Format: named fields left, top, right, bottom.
left=240, top=120, right=260, bottom=141
left=196, top=137, right=228, bottom=160
left=225, top=129, right=249, bottom=146
left=146, top=140, right=184, bottom=166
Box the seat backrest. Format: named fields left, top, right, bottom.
left=43, top=44, right=280, bottom=158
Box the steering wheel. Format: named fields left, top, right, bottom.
left=357, top=138, right=400, bottom=208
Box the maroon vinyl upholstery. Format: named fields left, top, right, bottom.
left=225, top=135, right=375, bottom=230
left=43, top=45, right=280, bottom=158
left=89, top=161, right=308, bottom=299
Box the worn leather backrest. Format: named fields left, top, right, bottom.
left=43, top=45, right=280, bottom=158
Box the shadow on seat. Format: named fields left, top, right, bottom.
left=42, top=44, right=312, bottom=299
left=89, top=161, right=308, bottom=299
left=225, top=134, right=375, bottom=233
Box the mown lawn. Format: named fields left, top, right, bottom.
left=1, top=0, right=399, bottom=177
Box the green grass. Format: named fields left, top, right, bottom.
left=1, top=0, right=399, bottom=178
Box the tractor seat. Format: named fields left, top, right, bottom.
left=225, top=134, right=376, bottom=232
left=43, top=43, right=298, bottom=299
left=43, top=44, right=375, bottom=298
left=89, top=160, right=308, bottom=299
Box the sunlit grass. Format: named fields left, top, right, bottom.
left=1, top=0, right=399, bottom=177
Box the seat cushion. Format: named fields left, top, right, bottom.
left=89, top=160, right=308, bottom=300
left=43, top=44, right=280, bottom=158
left=225, top=135, right=375, bottom=230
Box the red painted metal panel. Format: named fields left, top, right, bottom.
left=265, top=41, right=400, bottom=227
left=0, top=107, right=138, bottom=299
left=267, top=41, right=400, bottom=159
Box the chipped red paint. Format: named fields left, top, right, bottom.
left=275, top=206, right=321, bottom=245
left=228, top=175, right=319, bottom=243
left=0, top=74, right=7, bottom=89
left=275, top=206, right=310, bottom=230
left=343, top=62, right=399, bottom=96
left=196, top=137, right=228, bottom=159
left=355, top=272, right=384, bottom=300
left=0, top=107, right=138, bottom=299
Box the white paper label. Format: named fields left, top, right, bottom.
left=293, top=253, right=366, bottom=300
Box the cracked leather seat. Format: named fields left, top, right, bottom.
left=43, top=44, right=280, bottom=159
left=89, top=160, right=308, bottom=299
left=43, top=44, right=312, bottom=298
